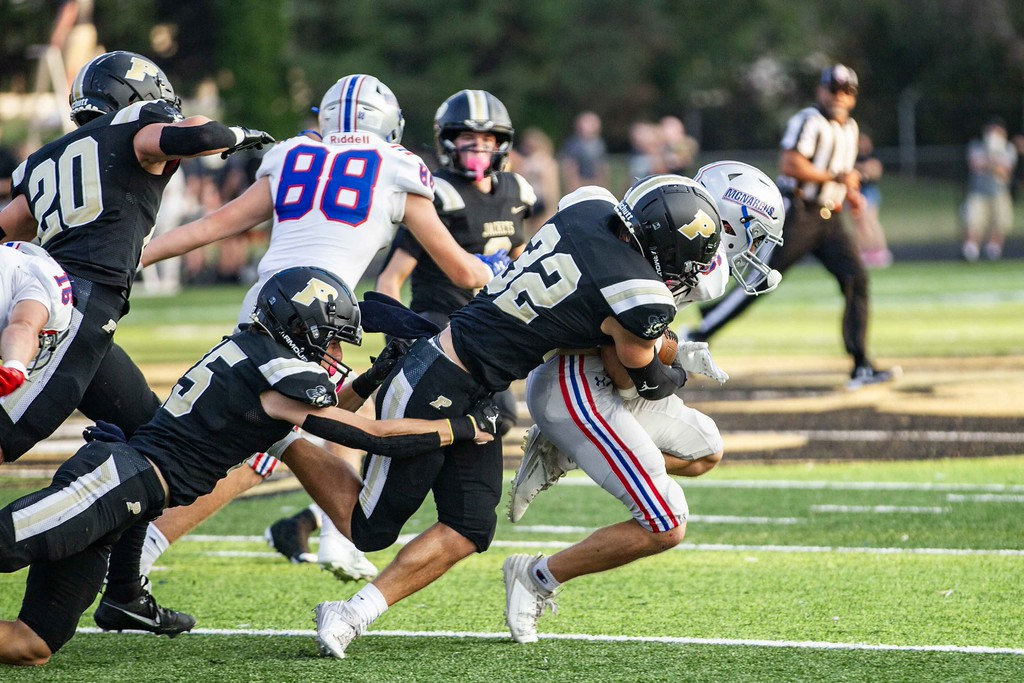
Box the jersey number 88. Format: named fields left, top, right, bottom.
left=275, top=144, right=382, bottom=227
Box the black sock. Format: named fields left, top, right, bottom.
left=103, top=521, right=148, bottom=603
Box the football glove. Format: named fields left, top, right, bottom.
left=677, top=341, right=729, bottom=384
left=221, top=127, right=276, bottom=159
left=83, top=420, right=127, bottom=444
left=366, top=338, right=412, bottom=385
left=0, top=362, right=27, bottom=397
left=468, top=399, right=502, bottom=437
left=475, top=249, right=510, bottom=277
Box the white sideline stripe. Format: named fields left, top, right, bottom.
left=560, top=479, right=1024, bottom=493
left=727, top=429, right=1024, bottom=444
left=810, top=505, right=946, bottom=514
left=186, top=535, right=1024, bottom=558
left=72, top=627, right=1024, bottom=656
left=948, top=494, right=1024, bottom=503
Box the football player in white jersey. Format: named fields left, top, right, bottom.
left=133, top=75, right=506, bottom=592
left=0, top=242, right=74, bottom=406
left=502, top=163, right=784, bottom=644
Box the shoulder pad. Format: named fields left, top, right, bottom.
left=509, top=172, right=538, bottom=207
left=432, top=175, right=466, bottom=212
left=111, top=101, right=183, bottom=126
left=258, top=356, right=338, bottom=407
left=557, top=186, right=617, bottom=211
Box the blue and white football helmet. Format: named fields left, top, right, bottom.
left=695, top=161, right=784, bottom=295
left=318, top=75, right=405, bottom=143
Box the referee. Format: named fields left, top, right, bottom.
left=689, top=64, right=895, bottom=389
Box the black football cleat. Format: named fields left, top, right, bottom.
left=93, top=583, right=196, bottom=637
left=265, top=513, right=316, bottom=564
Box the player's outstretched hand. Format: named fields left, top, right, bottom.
left=83, top=420, right=127, bottom=443
left=475, top=249, right=510, bottom=277
left=0, top=363, right=26, bottom=397
left=468, top=399, right=501, bottom=443
left=677, top=341, right=729, bottom=384
left=222, top=127, right=276, bottom=159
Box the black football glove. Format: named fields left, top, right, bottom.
left=83, top=420, right=127, bottom=444
left=468, top=399, right=502, bottom=437
left=221, top=127, right=275, bottom=159
left=366, top=337, right=413, bottom=385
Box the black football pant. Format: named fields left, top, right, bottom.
left=351, top=336, right=502, bottom=554
left=0, top=442, right=166, bottom=653
left=695, top=199, right=871, bottom=367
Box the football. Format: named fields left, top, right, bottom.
left=657, top=330, right=679, bottom=365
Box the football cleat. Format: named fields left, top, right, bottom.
left=265, top=516, right=317, bottom=564
left=503, top=553, right=557, bottom=644
left=314, top=600, right=363, bottom=659
left=508, top=425, right=576, bottom=523
left=93, top=579, right=195, bottom=637
left=318, top=526, right=379, bottom=582
left=846, top=364, right=900, bottom=391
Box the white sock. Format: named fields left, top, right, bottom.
left=139, top=523, right=169, bottom=579
left=347, top=583, right=388, bottom=628
left=530, top=556, right=560, bottom=593
left=308, top=503, right=324, bottom=529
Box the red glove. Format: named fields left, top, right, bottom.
left=0, top=363, right=27, bottom=397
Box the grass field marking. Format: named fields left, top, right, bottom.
left=72, top=627, right=1024, bottom=656
left=558, top=479, right=1024, bottom=493
left=726, top=429, right=1024, bottom=444
left=947, top=493, right=1024, bottom=503
left=809, top=505, right=947, bottom=514
left=186, top=535, right=1024, bottom=557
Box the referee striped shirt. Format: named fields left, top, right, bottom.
left=777, top=104, right=859, bottom=209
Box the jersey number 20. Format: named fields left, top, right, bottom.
left=28, top=138, right=104, bottom=245
left=275, top=144, right=381, bottom=227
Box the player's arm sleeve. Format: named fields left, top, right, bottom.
left=300, top=414, right=443, bottom=459
left=601, top=314, right=685, bottom=400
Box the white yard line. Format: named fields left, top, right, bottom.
left=727, top=429, right=1024, bottom=444
left=186, top=534, right=1024, bottom=558
left=947, top=493, right=1024, bottom=503
left=561, top=478, right=1024, bottom=493
left=810, top=505, right=946, bottom=514
left=72, top=626, right=1024, bottom=656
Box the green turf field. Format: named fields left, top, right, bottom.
left=1, top=456, right=1023, bottom=681
left=2, top=258, right=1023, bottom=680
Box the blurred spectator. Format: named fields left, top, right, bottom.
left=962, top=117, right=1017, bottom=262
left=627, top=121, right=667, bottom=181
left=850, top=133, right=892, bottom=268
left=559, top=111, right=609, bottom=191
left=1010, top=133, right=1024, bottom=201
left=659, top=115, right=699, bottom=176
left=509, top=127, right=560, bottom=236
left=138, top=171, right=188, bottom=295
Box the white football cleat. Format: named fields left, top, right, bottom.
left=318, top=521, right=379, bottom=582
left=503, top=553, right=557, bottom=644
left=508, top=425, right=576, bottom=523
left=313, top=600, right=362, bottom=659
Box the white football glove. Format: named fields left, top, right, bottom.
left=677, top=341, right=729, bottom=384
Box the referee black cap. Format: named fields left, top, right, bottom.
left=821, top=64, right=858, bottom=95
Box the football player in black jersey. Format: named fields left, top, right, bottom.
left=312, top=175, right=722, bottom=659
left=376, top=89, right=536, bottom=437
left=0, top=266, right=494, bottom=666
left=0, top=50, right=272, bottom=637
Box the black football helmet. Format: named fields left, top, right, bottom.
left=69, top=51, right=180, bottom=127
left=434, top=90, right=514, bottom=179
left=252, top=267, right=362, bottom=377
left=614, top=175, right=722, bottom=291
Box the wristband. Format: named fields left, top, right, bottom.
left=450, top=416, right=476, bottom=442
left=3, top=360, right=27, bottom=376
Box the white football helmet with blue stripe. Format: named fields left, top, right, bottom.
left=318, top=75, right=405, bottom=143
left=695, top=161, right=784, bottom=295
